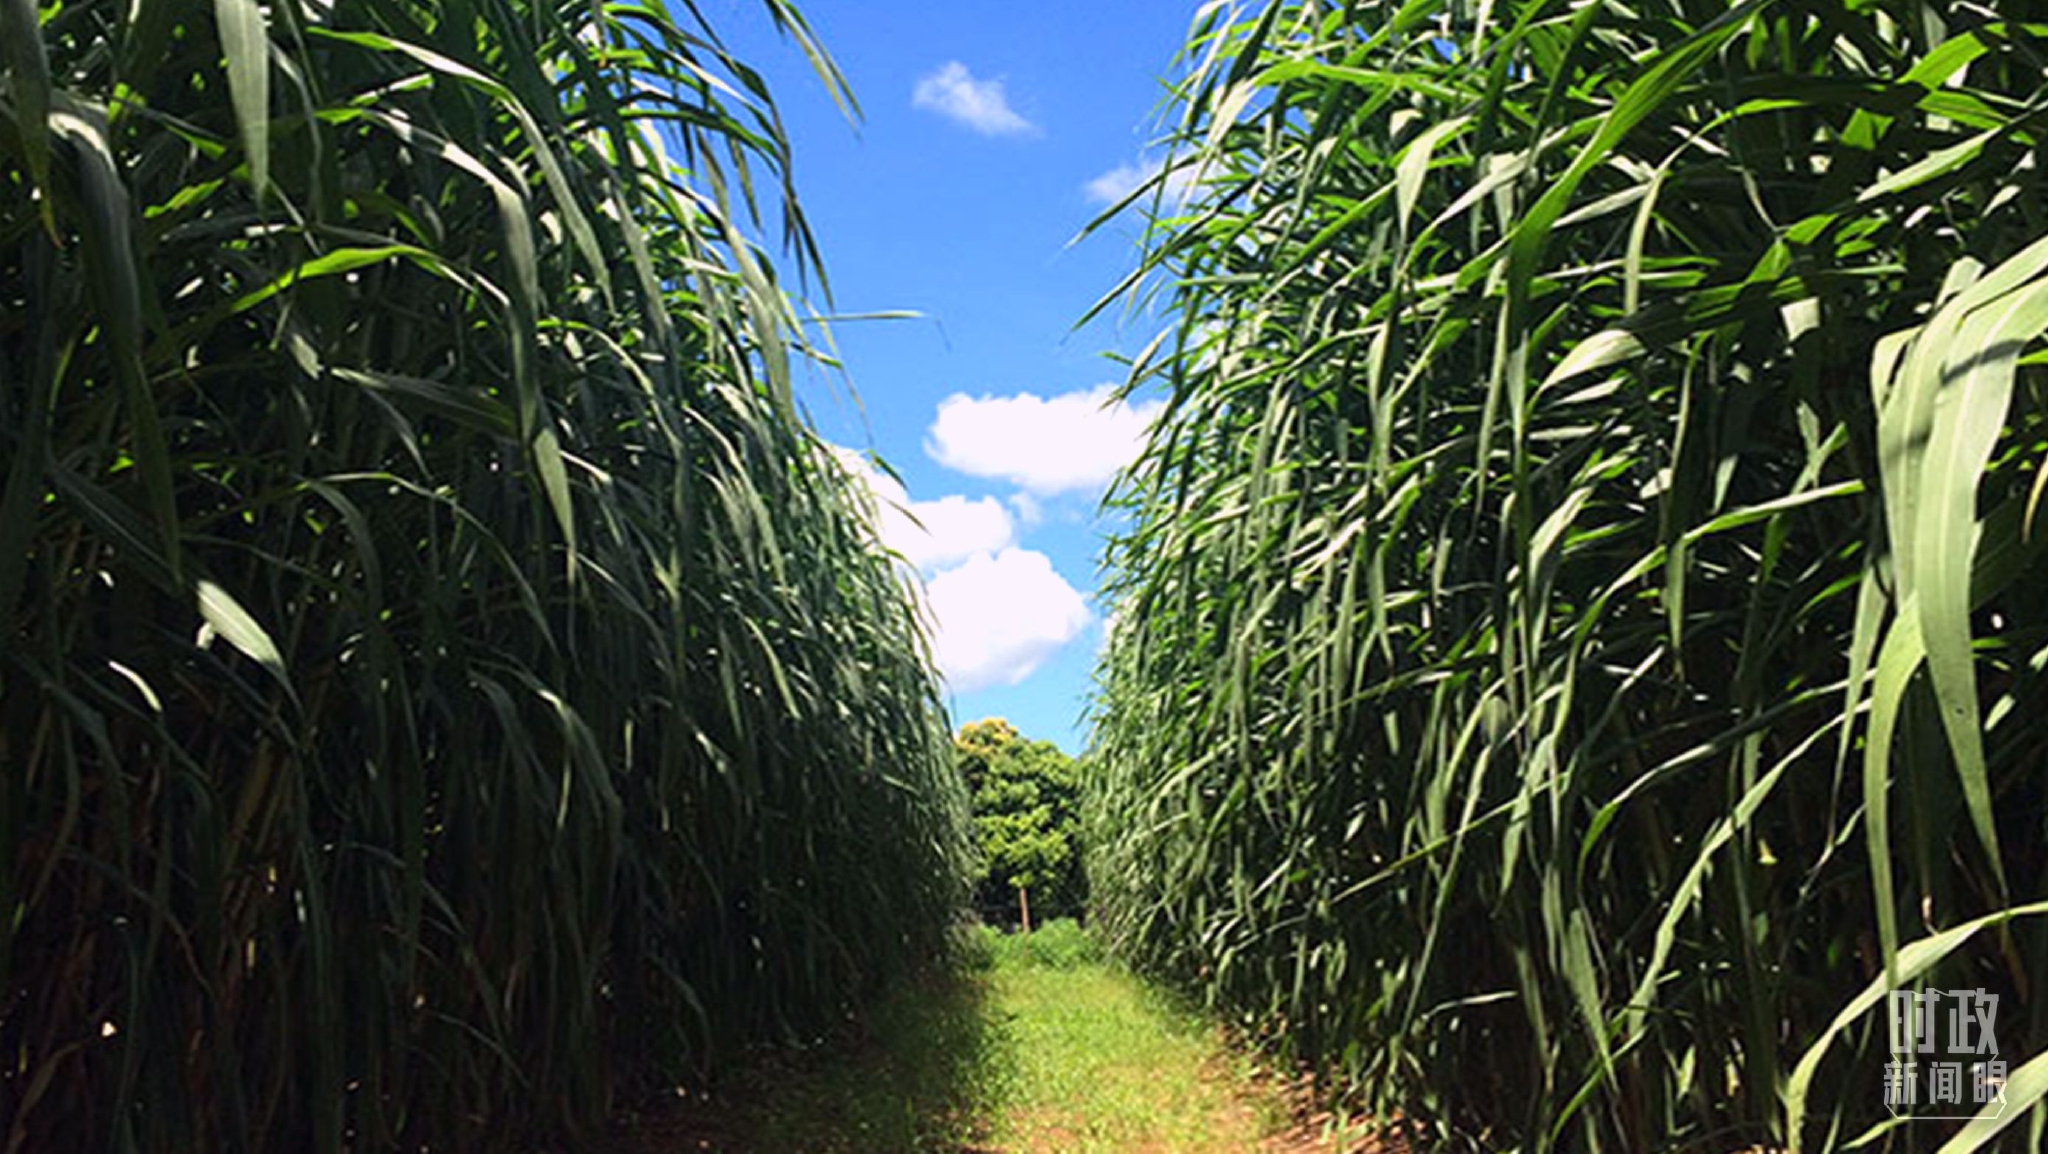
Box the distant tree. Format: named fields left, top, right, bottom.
left=954, top=719, right=1084, bottom=930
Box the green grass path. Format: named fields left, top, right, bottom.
left=978, top=946, right=1283, bottom=1151
left=630, top=924, right=1337, bottom=1152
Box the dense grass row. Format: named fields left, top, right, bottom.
left=1087, top=2, right=2048, bottom=1150
left=0, top=1, right=968, bottom=1149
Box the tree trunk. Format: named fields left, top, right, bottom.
left=1018, top=884, right=1032, bottom=934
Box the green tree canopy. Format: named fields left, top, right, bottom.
left=955, top=719, right=1084, bottom=927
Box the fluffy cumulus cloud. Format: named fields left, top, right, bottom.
left=832, top=450, right=1089, bottom=692
left=1006, top=491, right=1044, bottom=527
left=912, top=62, right=1035, bottom=136
left=925, top=384, right=1161, bottom=495
left=1097, top=597, right=1126, bottom=655
left=925, top=548, right=1091, bottom=693
left=1083, top=155, right=1200, bottom=206
left=833, top=448, right=1013, bottom=571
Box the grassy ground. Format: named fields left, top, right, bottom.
left=982, top=924, right=1284, bottom=1152
left=615, top=921, right=1362, bottom=1152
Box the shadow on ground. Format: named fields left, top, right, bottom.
left=598, top=934, right=1389, bottom=1154
left=606, top=968, right=1011, bottom=1153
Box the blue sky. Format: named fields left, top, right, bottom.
left=712, top=2, right=1194, bottom=754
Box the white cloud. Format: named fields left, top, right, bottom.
left=1083, top=161, right=1153, bottom=205
left=1083, top=154, right=1200, bottom=207
left=926, top=548, right=1091, bottom=693
left=1097, top=599, right=1125, bottom=656
left=925, top=384, right=1162, bottom=495
left=912, top=61, right=1035, bottom=136
left=829, top=449, right=1094, bottom=693
left=833, top=447, right=1013, bottom=571
left=1007, top=491, right=1044, bottom=527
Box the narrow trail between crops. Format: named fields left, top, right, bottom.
left=611, top=926, right=1385, bottom=1153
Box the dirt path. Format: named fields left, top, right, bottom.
left=610, top=930, right=1385, bottom=1152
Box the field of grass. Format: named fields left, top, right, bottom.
left=1, top=2, right=969, bottom=1148
left=623, top=921, right=1343, bottom=1153
left=1084, top=2, right=2048, bottom=1148
left=16, top=0, right=2048, bottom=1148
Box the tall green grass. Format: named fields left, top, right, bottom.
left=1086, top=2, right=2048, bottom=1150
left=0, top=1, right=968, bottom=1149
